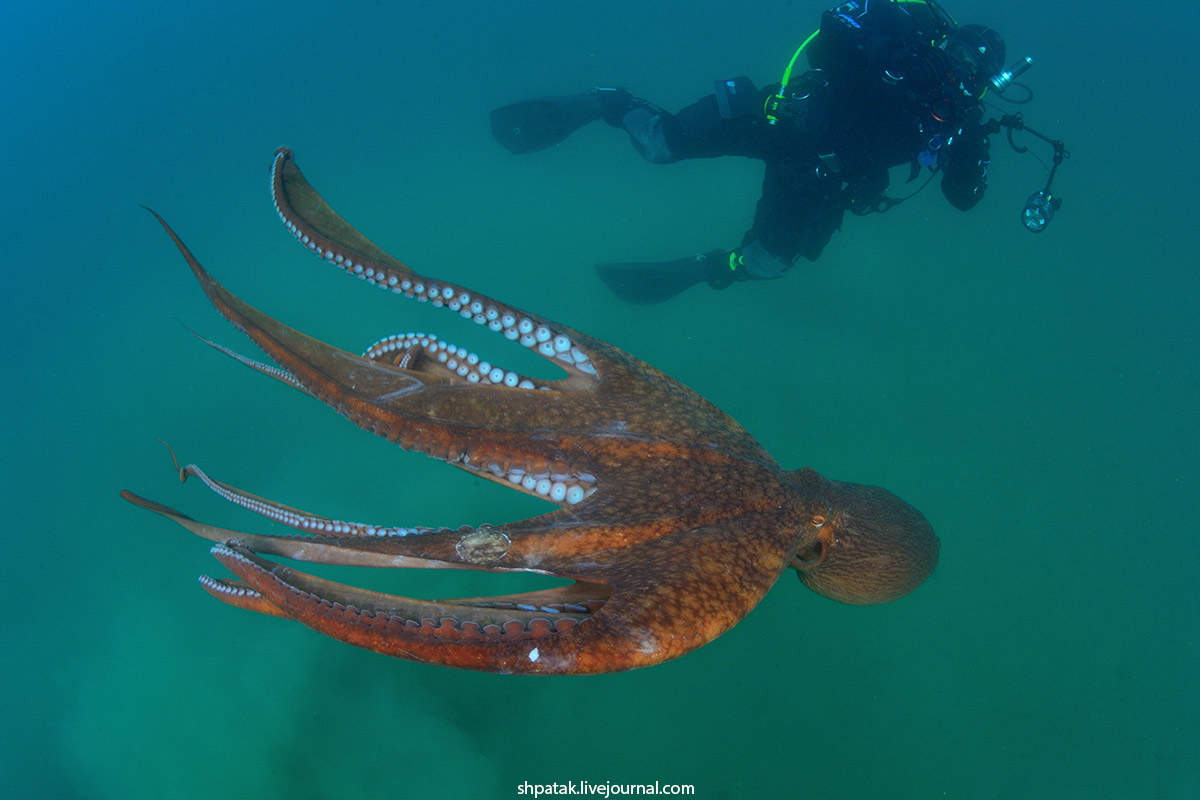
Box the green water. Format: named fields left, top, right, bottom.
left=3, top=1, right=1196, bottom=797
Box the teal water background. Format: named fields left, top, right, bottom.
left=3, top=1, right=1197, bottom=797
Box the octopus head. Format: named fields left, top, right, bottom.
left=789, top=469, right=940, bottom=605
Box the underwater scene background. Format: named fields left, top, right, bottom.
left=3, top=0, right=1197, bottom=797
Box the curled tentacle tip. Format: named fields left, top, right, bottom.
left=157, top=438, right=187, bottom=482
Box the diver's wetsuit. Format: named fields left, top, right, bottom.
left=606, top=2, right=991, bottom=279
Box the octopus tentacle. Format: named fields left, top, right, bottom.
left=181, top=459, right=594, bottom=523
left=362, top=332, right=550, bottom=391
left=209, top=541, right=599, bottom=657
left=197, top=575, right=288, bottom=617
left=186, top=329, right=311, bottom=395
left=121, top=488, right=533, bottom=572
left=177, top=463, right=445, bottom=538
left=122, top=484, right=643, bottom=580
left=271, top=147, right=602, bottom=385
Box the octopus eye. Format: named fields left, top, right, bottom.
left=810, top=514, right=826, bottom=528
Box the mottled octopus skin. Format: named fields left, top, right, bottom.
left=122, top=148, right=939, bottom=675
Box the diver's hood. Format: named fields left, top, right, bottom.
left=946, top=24, right=1006, bottom=85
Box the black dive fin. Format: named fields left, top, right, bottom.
left=595, top=252, right=725, bottom=304
left=490, top=94, right=603, bottom=154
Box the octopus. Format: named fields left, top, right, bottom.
left=122, top=148, right=939, bottom=675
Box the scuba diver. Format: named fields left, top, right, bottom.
left=491, top=0, right=1065, bottom=303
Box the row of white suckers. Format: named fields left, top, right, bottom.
left=269, top=189, right=598, bottom=377
left=365, top=332, right=541, bottom=388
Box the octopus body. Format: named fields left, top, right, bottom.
left=122, top=148, right=938, bottom=674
